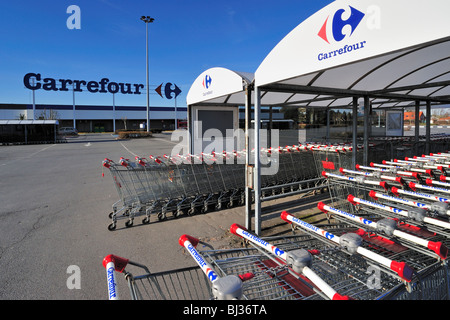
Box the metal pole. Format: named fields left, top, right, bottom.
left=141, top=16, right=154, bottom=133
left=32, top=78, right=36, bottom=120
left=415, top=100, right=420, bottom=155
left=363, top=95, right=370, bottom=166
left=113, top=93, right=116, bottom=132
left=73, top=82, right=76, bottom=129
left=352, top=97, right=358, bottom=169
left=145, top=22, right=150, bottom=132
left=426, top=100, right=431, bottom=154
left=254, top=86, right=261, bottom=235
left=174, top=97, right=178, bottom=130
left=326, top=107, right=330, bottom=144
left=245, top=85, right=252, bottom=230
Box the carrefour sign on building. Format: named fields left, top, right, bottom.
left=23, top=72, right=145, bottom=95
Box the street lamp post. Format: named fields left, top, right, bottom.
left=140, top=15, right=155, bottom=133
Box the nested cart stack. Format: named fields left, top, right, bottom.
left=103, top=211, right=450, bottom=300
left=102, top=150, right=450, bottom=300
left=102, top=143, right=335, bottom=230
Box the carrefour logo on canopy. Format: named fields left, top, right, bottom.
left=317, top=6, right=367, bottom=61
left=202, top=74, right=212, bottom=89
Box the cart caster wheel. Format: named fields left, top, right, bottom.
left=158, top=213, right=167, bottom=221
left=108, top=223, right=116, bottom=231
left=142, top=217, right=150, bottom=224
left=108, top=212, right=114, bottom=219
left=200, top=207, right=207, bottom=214
left=125, top=220, right=133, bottom=228
left=187, top=208, right=195, bottom=216
left=174, top=210, right=184, bottom=218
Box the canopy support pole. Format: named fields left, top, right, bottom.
left=326, top=108, right=330, bottom=144
left=415, top=100, right=420, bottom=155
left=352, top=97, right=358, bottom=169
left=363, top=95, right=370, bottom=166
left=254, top=86, right=262, bottom=235
left=426, top=100, right=431, bottom=154
left=245, top=84, right=252, bottom=230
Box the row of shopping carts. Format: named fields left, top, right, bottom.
left=103, top=212, right=449, bottom=300
left=102, top=143, right=352, bottom=230
left=103, top=150, right=450, bottom=300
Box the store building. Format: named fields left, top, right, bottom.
left=0, top=102, right=188, bottom=132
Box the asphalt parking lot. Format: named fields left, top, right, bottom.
left=0, top=132, right=326, bottom=300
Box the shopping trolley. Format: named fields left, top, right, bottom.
left=103, top=158, right=156, bottom=230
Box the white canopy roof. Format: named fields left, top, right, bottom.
left=188, top=0, right=450, bottom=109
left=186, top=67, right=253, bottom=106
left=255, top=0, right=450, bottom=108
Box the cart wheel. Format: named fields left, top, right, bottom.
left=142, top=217, right=150, bottom=224
left=200, top=207, right=207, bottom=214
left=187, top=208, right=195, bottom=216
left=108, top=223, right=116, bottom=231
left=158, top=212, right=167, bottom=221
left=173, top=210, right=182, bottom=218
left=108, top=212, right=114, bottom=219
left=125, top=220, right=133, bottom=228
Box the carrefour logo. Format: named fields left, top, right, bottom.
left=318, top=6, right=365, bottom=44
left=202, top=75, right=212, bottom=89
left=316, top=5, right=368, bottom=62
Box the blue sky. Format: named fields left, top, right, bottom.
left=0, top=0, right=333, bottom=108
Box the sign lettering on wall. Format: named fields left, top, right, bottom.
left=23, top=73, right=145, bottom=95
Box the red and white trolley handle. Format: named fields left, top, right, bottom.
left=369, top=190, right=429, bottom=211
left=339, top=168, right=410, bottom=185
left=318, top=201, right=448, bottom=260
left=178, top=234, right=255, bottom=300
left=280, top=212, right=414, bottom=283
left=350, top=193, right=450, bottom=230
left=178, top=234, right=220, bottom=284
left=322, top=171, right=392, bottom=190
left=102, top=254, right=130, bottom=300
left=425, top=177, right=450, bottom=189
left=390, top=186, right=450, bottom=204
left=409, top=181, right=450, bottom=195
left=229, top=223, right=351, bottom=300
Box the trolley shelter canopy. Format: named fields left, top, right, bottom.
left=186, top=67, right=254, bottom=107
left=254, top=0, right=450, bottom=109
left=188, top=0, right=450, bottom=109
left=186, top=0, right=450, bottom=234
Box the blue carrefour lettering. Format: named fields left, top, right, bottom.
left=23, top=73, right=144, bottom=95
left=107, top=267, right=117, bottom=299
left=187, top=244, right=207, bottom=268
left=318, top=41, right=367, bottom=61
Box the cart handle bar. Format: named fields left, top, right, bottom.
left=102, top=254, right=130, bottom=300
left=281, top=211, right=414, bottom=283
left=229, top=223, right=351, bottom=300
left=178, top=234, right=255, bottom=283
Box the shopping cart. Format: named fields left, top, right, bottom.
left=103, top=158, right=156, bottom=230
left=102, top=211, right=450, bottom=300
left=102, top=144, right=331, bottom=230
